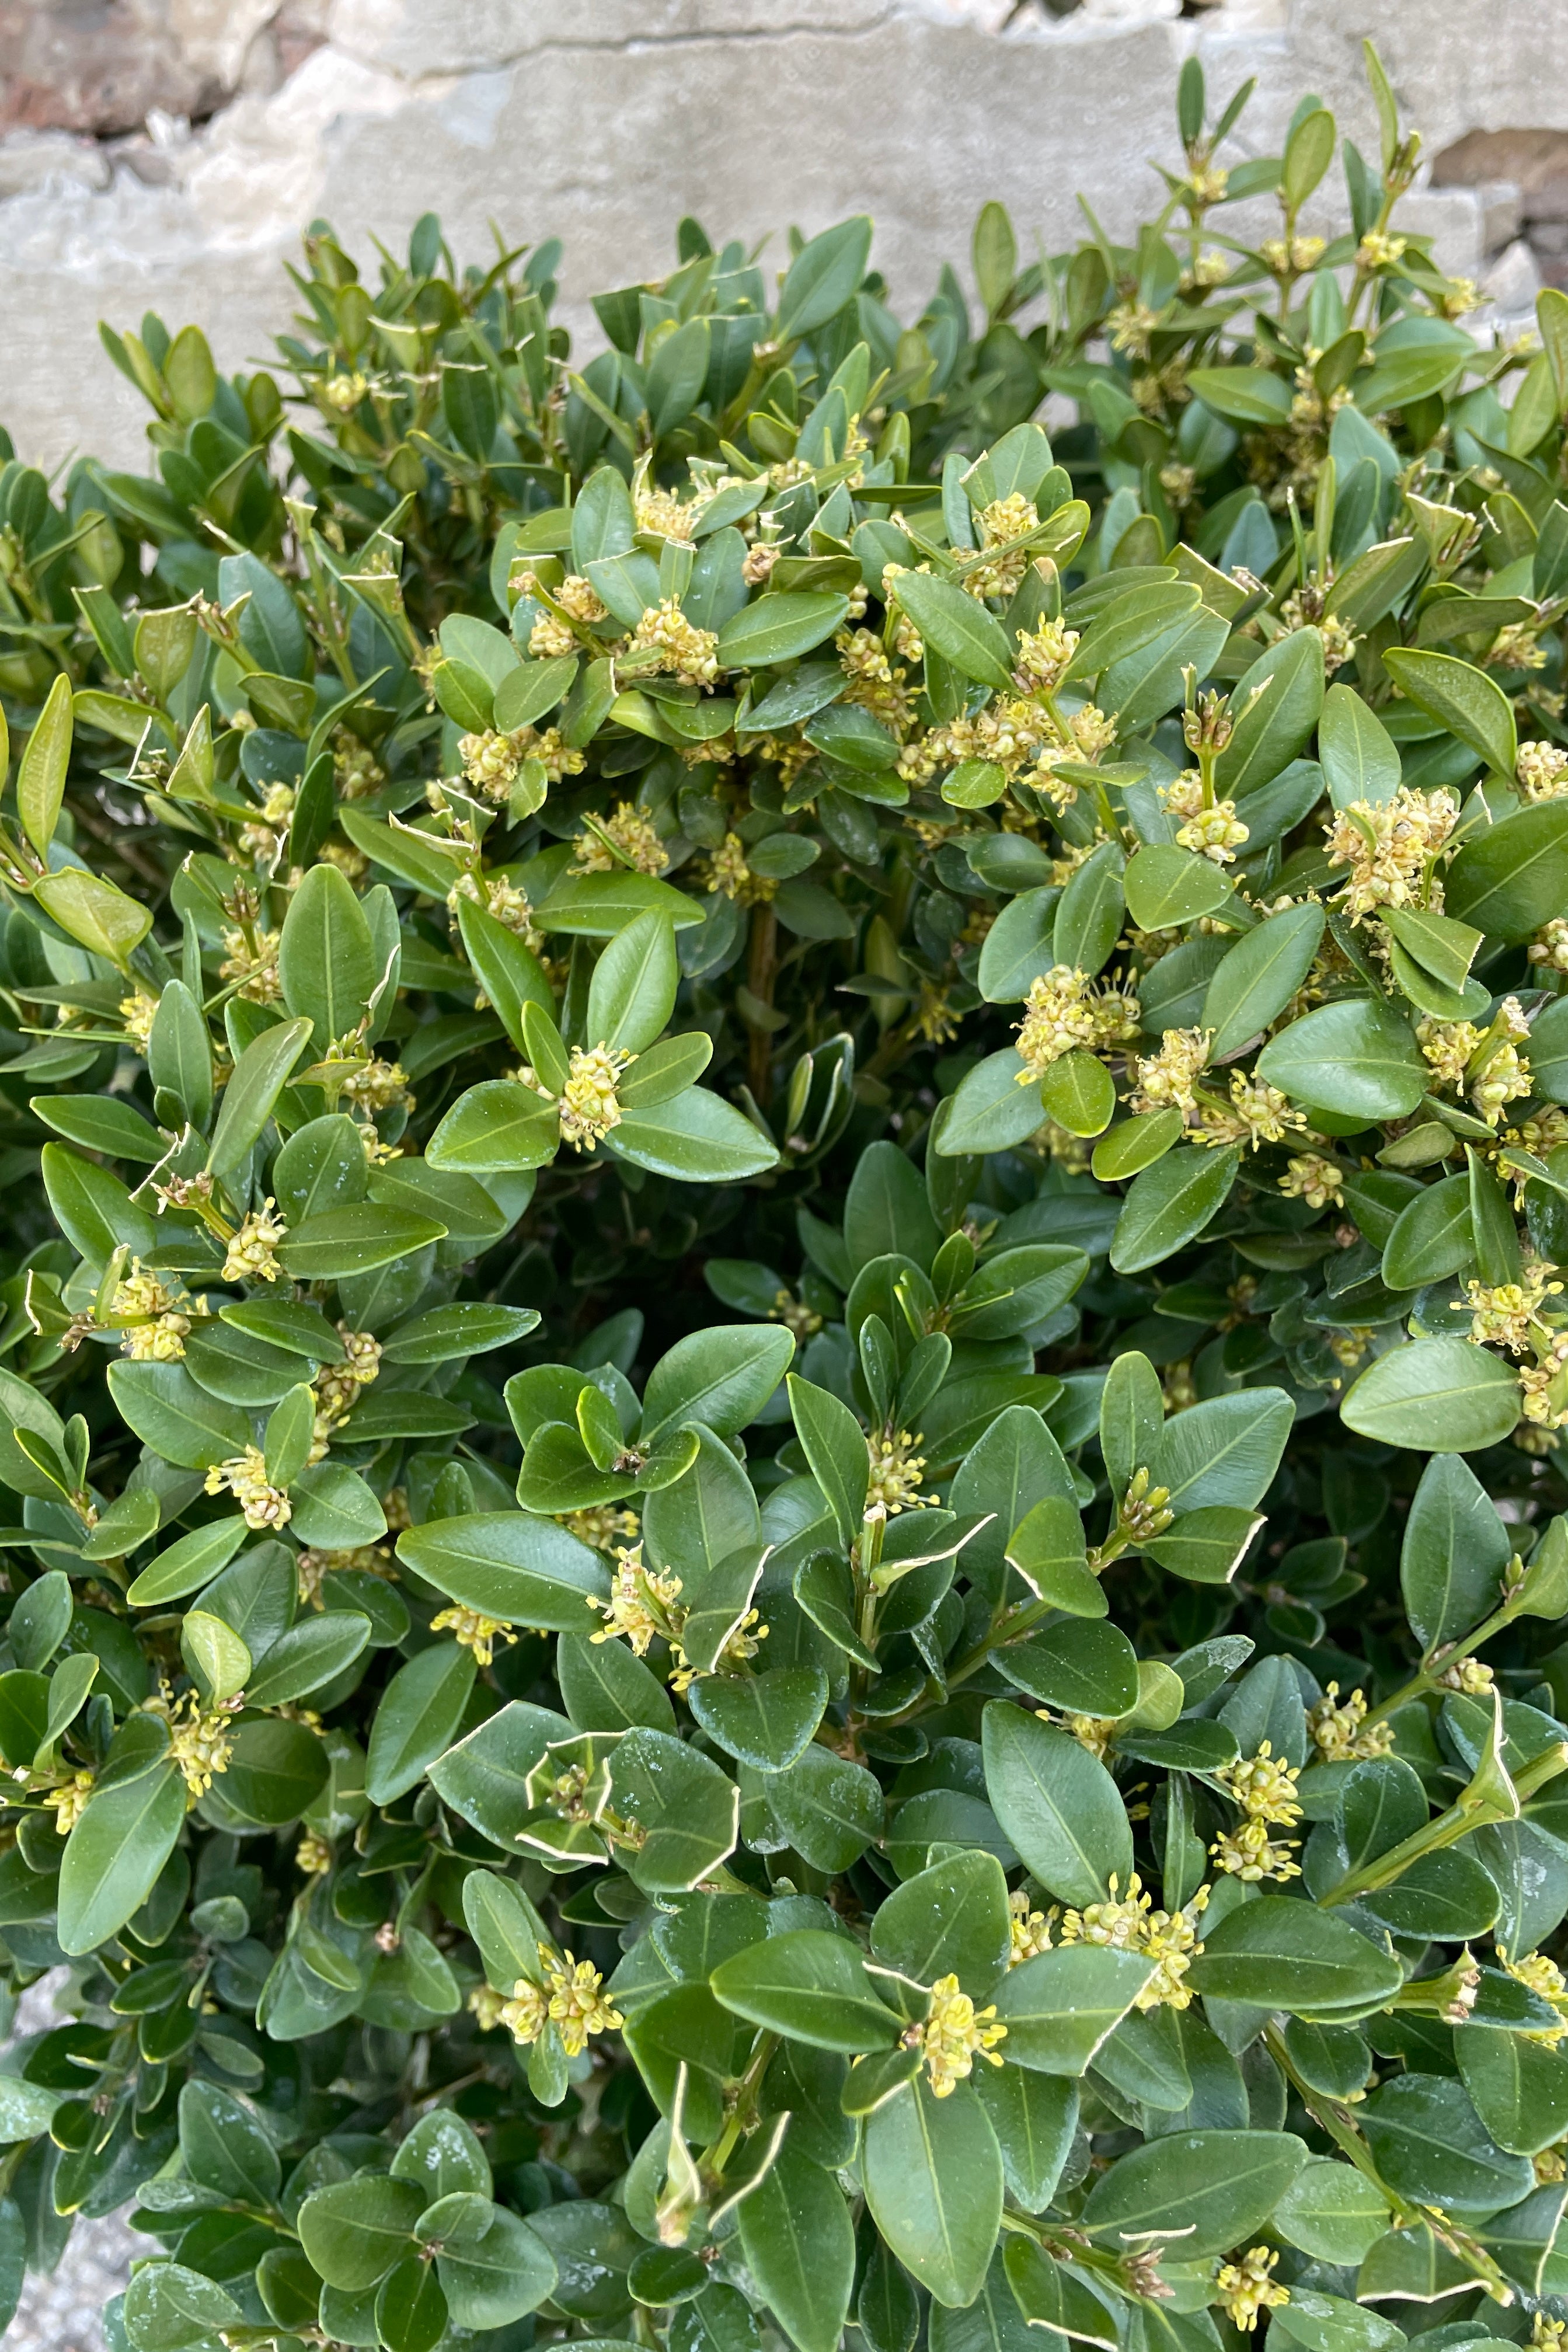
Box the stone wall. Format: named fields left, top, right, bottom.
left=1, top=0, right=1566, bottom=478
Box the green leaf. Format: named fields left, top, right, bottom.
left=278, top=862, right=377, bottom=1049
left=1359, top=2075, right=1534, bottom=2215
left=776, top=217, right=873, bottom=339
left=1458, top=2029, right=1568, bottom=2158
left=687, top=1665, right=826, bottom=1769
left=1381, top=1172, right=1473, bottom=1290
left=611, top=1727, right=739, bottom=1891
left=711, top=1928, right=901, bottom=2053
left=18, top=673, right=72, bottom=855
left=1215, top=629, right=1326, bottom=797
left=587, top=910, right=679, bottom=1054
left=178, top=2078, right=281, bottom=2203
left=1148, top=1389, right=1294, bottom=1511
left=888, top=572, right=1016, bottom=694
left=1446, top=803, right=1568, bottom=944
left=1401, top=1452, right=1510, bottom=1656
left=1187, top=367, right=1294, bottom=426
left=642, top=1324, right=795, bottom=1446
left=147, top=978, right=213, bottom=1129
left=1341, top=1336, right=1522, bottom=1451
left=765, top=1740, right=883, bottom=1872
left=1256, top=995, right=1426, bottom=1121
left=1123, top=844, right=1235, bottom=931
left=715, top=594, right=851, bottom=670
left=107, top=1361, right=250, bottom=1469
left=58, top=1757, right=185, bottom=1953
left=981, top=1703, right=1131, bottom=1906
left=1110, top=1145, right=1239, bottom=1274
left=607, top=1088, right=779, bottom=1181
left=1186, top=1898, right=1402, bottom=2016
left=1202, top=904, right=1325, bottom=1060
left=1320, top=682, right=1401, bottom=807
left=277, top=1203, right=447, bottom=1280
left=787, top=1373, right=869, bottom=1548
left=737, top=2144, right=855, bottom=2352
left=427, top=1079, right=560, bottom=1173
left=1274, top=2160, right=1391, bottom=2266
left=207, top=1018, right=313, bottom=1176
left=365, top=1642, right=477, bottom=1806
left=1382, top=646, right=1517, bottom=779
left=870, top=1850, right=1012, bottom=1996
left=438, top=2207, right=557, bottom=2330
left=939, top=1051, right=1047, bottom=1157
left=1083, top=2128, right=1307, bottom=2259
left=991, top=1945, right=1154, bottom=2074
left=299, top=2175, right=426, bottom=2291
left=123, top=2262, right=243, bottom=2352
left=33, top=868, right=151, bottom=966
left=863, top=2077, right=1003, bottom=2309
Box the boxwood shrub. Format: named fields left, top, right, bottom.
left=1, top=39, right=1568, bottom=2352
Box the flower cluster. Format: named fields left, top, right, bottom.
left=222, top=1200, right=288, bottom=1284
left=866, top=1428, right=934, bottom=1513
left=573, top=802, right=668, bottom=876
left=913, top=1974, right=1007, bottom=2095
left=147, top=1687, right=238, bottom=1803
left=628, top=598, right=720, bottom=685
left=204, top=1445, right=291, bottom=1530
left=1015, top=966, right=1140, bottom=1083
left=1008, top=1888, right=1054, bottom=1964
left=1325, top=788, right=1457, bottom=918
left=1214, top=2246, right=1289, bottom=2332
left=1057, top=1872, right=1208, bottom=2010
left=1211, top=1742, right=1301, bottom=1883
left=1305, top=1684, right=1395, bottom=1763
left=431, top=1605, right=517, bottom=1667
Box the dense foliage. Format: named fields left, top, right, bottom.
left=4, top=41, right=1568, bottom=2352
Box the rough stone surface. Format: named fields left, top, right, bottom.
left=0, top=0, right=1561, bottom=475
left=4, top=1972, right=140, bottom=2352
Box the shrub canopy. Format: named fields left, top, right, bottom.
left=3, top=41, right=1568, bottom=2352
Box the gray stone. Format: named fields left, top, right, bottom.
left=5, top=0, right=1568, bottom=475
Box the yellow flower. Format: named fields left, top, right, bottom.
left=499, top=1978, right=549, bottom=2046
left=1210, top=1817, right=1299, bottom=1883
left=219, top=926, right=283, bottom=1004
left=222, top=1200, right=288, bottom=1284
left=866, top=1430, right=935, bottom=1514
left=1356, top=232, right=1408, bottom=270
left=546, top=1952, right=624, bottom=2056
left=705, top=832, right=776, bottom=905
left=1015, top=966, right=1140, bottom=1083
left=120, top=990, right=158, bottom=1050
left=1008, top=1889, right=1054, bottom=1964
left=1325, top=788, right=1457, bottom=919
left=573, top=802, right=669, bottom=877
left=1131, top=1027, right=1210, bottom=1119
left=1013, top=621, right=1080, bottom=695
left=431, top=1605, right=517, bottom=1668
left=917, top=1974, right=1006, bottom=2095
left=560, top=1505, right=641, bottom=1553
left=1215, top=2246, right=1288, bottom=2331
left=41, top=1771, right=95, bottom=1834
left=1279, top=1152, right=1344, bottom=1211
left=1305, top=1684, right=1394, bottom=1763
left=295, top=1831, right=333, bottom=1874
left=1057, top=1872, right=1208, bottom=2009
left=1455, top=1263, right=1562, bottom=1356
left=146, top=1688, right=236, bottom=1804
left=629, top=598, right=720, bottom=686
left=1518, top=741, right=1568, bottom=802
left=589, top=1544, right=683, bottom=1656
left=1218, top=1743, right=1302, bottom=1827
left=204, top=1445, right=291, bottom=1531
